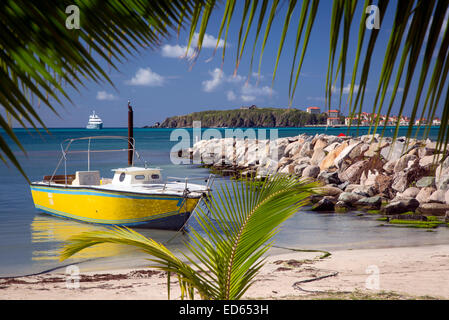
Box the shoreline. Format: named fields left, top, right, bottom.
left=1, top=243, right=448, bottom=300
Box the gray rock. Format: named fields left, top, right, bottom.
left=302, top=165, right=320, bottom=179
left=293, top=163, right=309, bottom=176
left=354, top=196, right=382, bottom=210
left=416, top=176, right=436, bottom=188
left=320, top=186, right=343, bottom=197
left=416, top=187, right=436, bottom=204
left=417, top=203, right=449, bottom=216
left=446, top=190, right=449, bottom=205
left=402, top=187, right=420, bottom=199
left=338, top=192, right=364, bottom=204
left=392, top=171, right=409, bottom=193
left=394, top=155, right=417, bottom=173
left=429, top=190, right=446, bottom=203
left=381, top=141, right=405, bottom=161
left=345, top=184, right=362, bottom=193
left=335, top=201, right=351, bottom=213
left=337, top=181, right=350, bottom=191
left=437, top=175, right=449, bottom=191
left=338, top=160, right=368, bottom=184
left=389, top=214, right=427, bottom=221
left=311, top=197, right=335, bottom=212
left=352, top=185, right=377, bottom=197
left=317, top=171, right=341, bottom=185
left=310, top=148, right=327, bottom=166
left=383, top=199, right=420, bottom=215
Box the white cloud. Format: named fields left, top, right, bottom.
left=125, top=68, right=165, bottom=86
left=202, top=68, right=224, bottom=92
left=241, top=95, right=256, bottom=102
left=96, top=91, right=117, bottom=100
left=241, top=83, right=273, bottom=97
left=227, top=90, right=236, bottom=101
left=192, top=32, right=225, bottom=49
left=161, top=44, right=194, bottom=58
left=202, top=69, right=274, bottom=102
left=161, top=33, right=225, bottom=60
left=342, top=83, right=360, bottom=94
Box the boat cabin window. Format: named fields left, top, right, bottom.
left=135, top=175, right=145, bottom=180
left=151, top=174, right=160, bottom=180
left=119, top=172, right=126, bottom=182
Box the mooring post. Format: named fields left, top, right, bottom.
left=128, top=101, right=134, bottom=166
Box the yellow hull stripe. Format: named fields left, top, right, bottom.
left=30, top=185, right=200, bottom=225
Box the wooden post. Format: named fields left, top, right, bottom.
left=128, top=101, right=133, bottom=166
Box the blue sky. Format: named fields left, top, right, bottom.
left=21, top=1, right=447, bottom=128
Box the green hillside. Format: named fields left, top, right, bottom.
left=156, top=107, right=328, bottom=128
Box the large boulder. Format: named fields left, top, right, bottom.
left=416, top=176, right=436, bottom=188
left=375, top=174, right=395, bottom=199
left=383, top=198, right=420, bottom=215
left=317, top=171, right=341, bottom=185
left=314, top=138, right=328, bottom=151
left=437, top=175, right=449, bottom=191
left=429, top=190, right=446, bottom=203
left=293, top=163, right=309, bottom=176
left=310, top=148, right=327, bottom=166
left=320, top=185, right=344, bottom=197
left=302, top=165, right=320, bottom=179
left=391, top=171, right=409, bottom=193
left=311, top=197, right=336, bottom=212
left=338, top=160, right=368, bottom=184
left=416, top=187, right=436, bottom=204
left=393, top=155, right=417, bottom=173
left=319, top=141, right=349, bottom=171
left=380, top=141, right=405, bottom=161
left=338, top=192, right=364, bottom=205
left=334, top=141, right=362, bottom=168
left=365, top=140, right=389, bottom=157
left=402, top=187, right=421, bottom=198
left=354, top=196, right=382, bottom=210
left=417, top=203, right=449, bottom=216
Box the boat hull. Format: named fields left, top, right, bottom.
left=30, top=184, right=200, bottom=230
left=86, top=123, right=103, bottom=129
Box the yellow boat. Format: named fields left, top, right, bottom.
left=30, top=136, right=214, bottom=230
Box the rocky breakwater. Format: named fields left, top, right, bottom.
left=185, top=133, right=449, bottom=219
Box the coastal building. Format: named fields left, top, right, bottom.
left=415, top=118, right=427, bottom=125
left=326, top=109, right=341, bottom=126
left=306, top=106, right=321, bottom=114
left=240, top=105, right=258, bottom=110
left=433, top=118, right=441, bottom=125
left=345, top=117, right=360, bottom=126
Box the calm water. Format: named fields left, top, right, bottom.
left=0, top=126, right=448, bottom=277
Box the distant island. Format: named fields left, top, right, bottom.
left=146, top=106, right=329, bottom=128
left=144, top=105, right=442, bottom=128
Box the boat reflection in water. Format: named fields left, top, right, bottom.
left=31, top=215, right=130, bottom=262
left=30, top=214, right=188, bottom=264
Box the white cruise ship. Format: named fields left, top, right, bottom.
left=86, top=111, right=103, bottom=130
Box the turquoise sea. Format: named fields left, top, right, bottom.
left=0, top=126, right=448, bottom=278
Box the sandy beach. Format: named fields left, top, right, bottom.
left=1, top=244, right=448, bottom=300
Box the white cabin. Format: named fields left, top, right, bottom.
left=111, top=167, right=162, bottom=185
